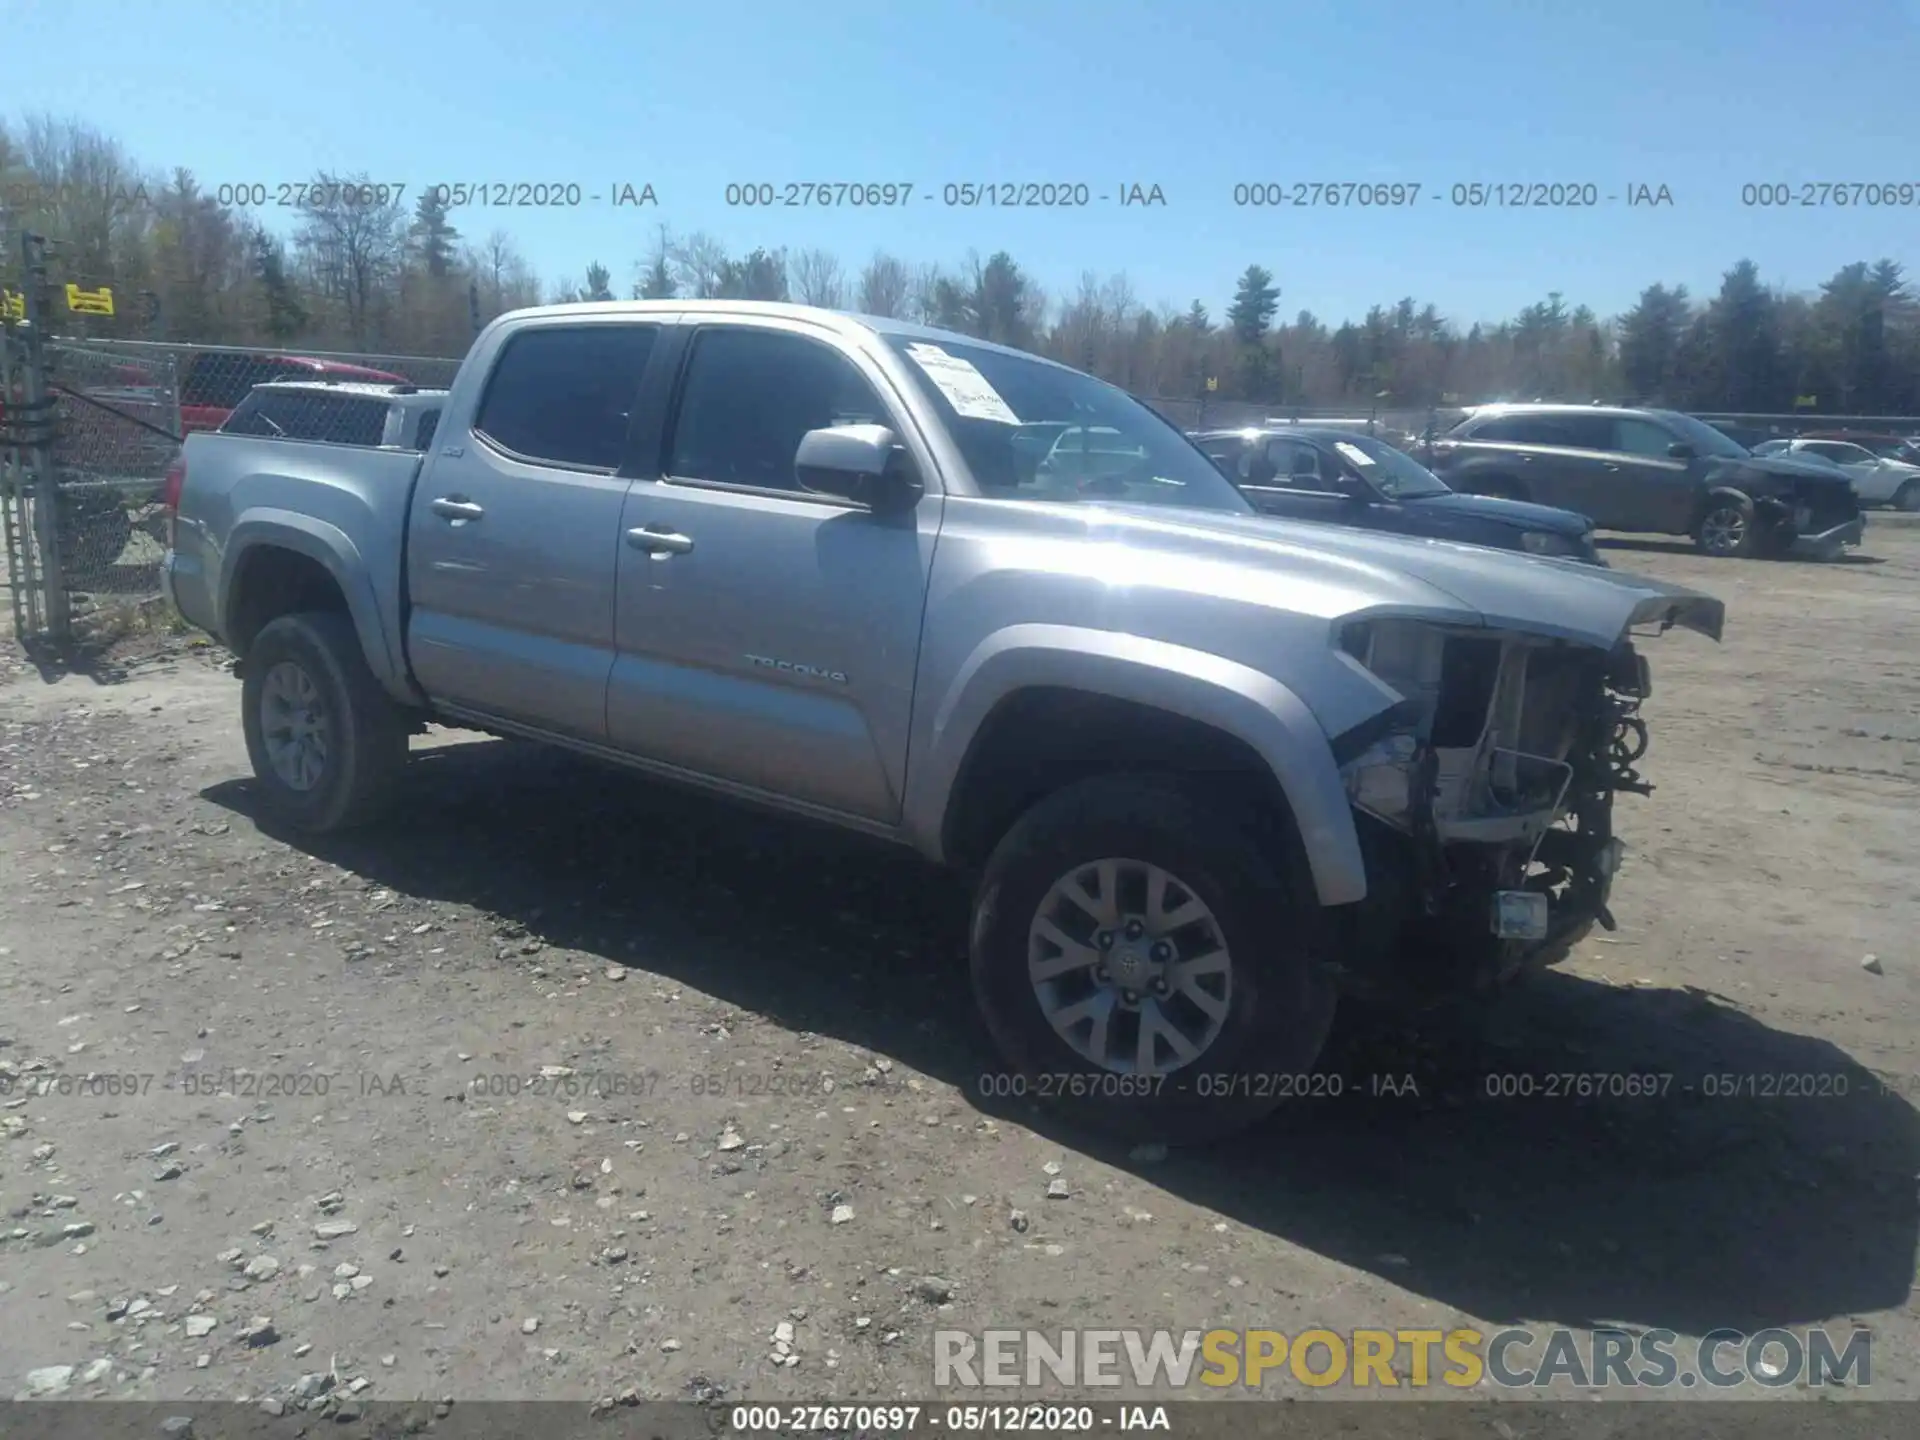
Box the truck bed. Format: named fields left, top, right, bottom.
left=164, top=431, right=426, bottom=696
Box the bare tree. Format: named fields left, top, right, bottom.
left=465, top=230, right=539, bottom=322
left=15, top=118, right=147, bottom=311
left=856, top=250, right=910, bottom=318
left=790, top=247, right=846, bottom=308
left=632, top=223, right=675, bottom=299
left=670, top=231, right=729, bottom=299
left=293, top=170, right=406, bottom=347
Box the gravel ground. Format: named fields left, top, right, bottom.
left=1, top=524, right=1915, bottom=1416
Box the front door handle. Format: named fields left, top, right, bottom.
left=1603, top=462, right=1622, bottom=471
left=626, top=527, right=694, bottom=556
left=431, top=497, right=485, bottom=521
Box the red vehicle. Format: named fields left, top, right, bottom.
left=177, top=351, right=409, bottom=434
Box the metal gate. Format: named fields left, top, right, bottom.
left=2, top=229, right=182, bottom=648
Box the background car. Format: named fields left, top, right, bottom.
left=1756, top=437, right=1920, bottom=510
left=1799, top=429, right=1920, bottom=467
left=1193, top=425, right=1602, bottom=562
left=216, top=380, right=446, bottom=452
left=1427, top=403, right=1863, bottom=558
left=178, top=351, right=410, bottom=434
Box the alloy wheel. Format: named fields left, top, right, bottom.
left=260, top=661, right=330, bottom=792
left=1027, top=857, right=1233, bottom=1075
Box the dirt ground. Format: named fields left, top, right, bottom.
left=1, top=521, right=1915, bottom=1417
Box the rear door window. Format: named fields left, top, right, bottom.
left=473, top=325, right=659, bottom=471
left=1612, top=417, right=1679, bottom=458
left=1469, top=413, right=1608, bottom=449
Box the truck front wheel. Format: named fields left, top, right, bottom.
left=968, top=773, right=1336, bottom=1144
left=241, top=611, right=409, bottom=833
left=1694, top=492, right=1759, bottom=557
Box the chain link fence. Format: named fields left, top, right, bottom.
left=1, top=331, right=180, bottom=645
left=3, top=317, right=462, bottom=649
left=74, top=340, right=462, bottom=435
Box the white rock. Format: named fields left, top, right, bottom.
left=522, top=1317, right=540, bottom=1334
left=185, top=1314, right=217, bottom=1338
left=24, top=1365, right=74, bottom=1395
left=242, top=1256, right=280, bottom=1280
left=81, top=1358, right=112, bottom=1383
left=773, top=1321, right=796, bottom=1344
left=829, top=1204, right=855, bottom=1226
left=1862, top=954, right=1884, bottom=975
left=333, top=1263, right=360, bottom=1280
left=313, top=1221, right=357, bottom=1240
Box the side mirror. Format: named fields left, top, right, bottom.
left=1667, top=441, right=1696, bottom=460
left=795, top=424, right=922, bottom=513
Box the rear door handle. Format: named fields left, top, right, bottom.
left=626, top=527, right=694, bottom=556
left=1603, top=463, right=1622, bottom=471
left=431, top=497, right=485, bottom=521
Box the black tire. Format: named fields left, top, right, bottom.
left=968, top=772, right=1337, bottom=1145
left=241, top=611, right=409, bottom=833
left=1694, top=491, right=1759, bottom=557
left=1895, top=480, right=1920, bottom=513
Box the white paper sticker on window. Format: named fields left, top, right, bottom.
left=1334, top=441, right=1376, bottom=467
left=904, top=343, right=1021, bottom=425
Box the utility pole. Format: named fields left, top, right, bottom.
left=19, top=229, right=68, bottom=644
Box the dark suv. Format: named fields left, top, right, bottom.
left=1193, top=426, right=1603, bottom=563
left=1428, top=404, right=1864, bottom=558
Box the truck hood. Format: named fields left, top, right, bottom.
left=1096, top=503, right=1725, bottom=646
left=1399, top=488, right=1591, bottom=536
left=1710, top=454, right=1858, bottom=493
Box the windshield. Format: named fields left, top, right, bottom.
left=1655, top=411, right=1751, bottom=460
left=1324, top=433, right=1451, bottom=499
left=882, top=334, right=1251, bottom=512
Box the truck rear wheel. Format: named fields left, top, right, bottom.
left=968, top=773, right=1336, bottom=1145
left=241, top=611, right=409, bottom=834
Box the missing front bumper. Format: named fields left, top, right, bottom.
left=1789, top=513, right=1865, bottom=558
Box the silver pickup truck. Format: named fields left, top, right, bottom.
left=163, top=300, right=1724, bottom=1143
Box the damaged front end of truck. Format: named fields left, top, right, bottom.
left=1324, top=583, right=1724, bottom=1005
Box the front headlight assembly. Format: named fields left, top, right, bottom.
left=1519, top=530, right=1575, bottom=556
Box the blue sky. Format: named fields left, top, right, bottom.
left=9, top=0, right=1919, bottom=326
